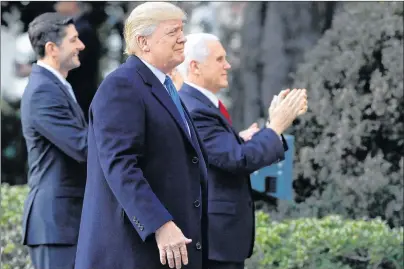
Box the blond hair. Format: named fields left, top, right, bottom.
left=124, top=2, right=187, bottom=55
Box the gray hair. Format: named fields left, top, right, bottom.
left=177, top=33, right=219, bottom=78
left=124, top=2, right=187, bottom=55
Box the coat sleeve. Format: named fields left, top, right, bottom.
left=90, top=75, right=173, bottom=241
left=30, top=84, right=87, bottom=162
left=191, top=110, right=287, bottom=175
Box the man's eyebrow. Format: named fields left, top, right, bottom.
left=165, top=25, right=182, bottom=33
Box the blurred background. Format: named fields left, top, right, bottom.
left=1, top=1, right=403, bottom=269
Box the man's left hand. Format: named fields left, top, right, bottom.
left=269, top=88, right=307, bottom=122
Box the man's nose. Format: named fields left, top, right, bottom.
left=178, top=32, right=186, bottom=43
left=78, top=39, right=85, bottom=51
left=224, top=60, right=231, bottom=70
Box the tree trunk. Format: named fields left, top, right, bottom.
left=236, top=2, right=337, bottom=129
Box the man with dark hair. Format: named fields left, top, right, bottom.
left=54, top=1, right=101, bottom=121
left=20, top=12, right=87, bottom=269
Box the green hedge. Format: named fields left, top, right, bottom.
left=1, top=184, right=32, bottom=269
left=247, top=211, right=404, bottom=269
left=2, top=184, right=402, bottom=269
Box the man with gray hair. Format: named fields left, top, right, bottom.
left=75, top=3, right=208, bottom=269
left=178, top=33, right=307, bottom=269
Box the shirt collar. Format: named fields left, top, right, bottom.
left=185, top=81, right=219, bottom=108
left=36, top=61, right=70, bottom=87
left=139, top=58, right=166, bottom=86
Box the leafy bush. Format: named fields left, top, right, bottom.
left=246, top=211, right=404, bottom=269
left=1, top=184, right=33, bottom=269
left=279, top=2, right=404, bottom=226
left=1, top=99, right=28, bottom=185
left=2, top=185, right=403, bottom=269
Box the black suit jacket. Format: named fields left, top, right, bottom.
left=20, top=64, right=88, bottom=245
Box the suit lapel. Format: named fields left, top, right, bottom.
left=150, top=84, right=191, bottom=140
left=130, top=56, right=196, bottom=150
left=32, top=65, right=87, bottom=126
left=182, top=102, right=202, bottom=149
left=181, top=83, right=243, bottom=143
left=66, top=92, right=86, bottom=126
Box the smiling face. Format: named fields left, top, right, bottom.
left=47, top=24, right=85, bottom=73
left=197, top=40, right=231, bottom=93
left=142, top=19, right=186, bottom=73
left=45, top=24, right=85, bottom=73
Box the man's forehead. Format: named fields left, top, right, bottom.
left=162, top=20, right=185, bottom=29
left=208, top=40, right=226, bottom=54
left=65, top=24, right=78, bottom=37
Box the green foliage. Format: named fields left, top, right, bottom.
left=246, top=211, right=404, bottom=269
left=282, top=2, right=404, bottom=226
left=1, top=98, right=28, bottom=185
left=2, top=185, right=403, bottom=269
left=1, top=184, right=33, bottom=269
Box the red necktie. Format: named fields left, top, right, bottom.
left=219, top=100, right=232, bottom=125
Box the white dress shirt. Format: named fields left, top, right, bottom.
left=184, top=81, right=219, bottom=108
left=140, top=59, right=166, bottom=86
left=36, top=61, right=77, bottom=103
left=185, top=81, right=282, bottom=141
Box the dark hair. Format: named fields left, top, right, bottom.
left=28, top=12, right=74, bottom=58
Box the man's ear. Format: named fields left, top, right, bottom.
left=190, top=60, right=201, bottom=75
left=136, top=36, right=150, bottom=52
left=44, top=41, right=58, bottom=57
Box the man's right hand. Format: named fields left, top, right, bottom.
left=267, top=89, right=307, bottom=135
left=239, top=122, right=260, bottom=141
left=155, top=221, right=192, bottom=269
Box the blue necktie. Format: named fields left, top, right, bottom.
left=65, top=82, right=77, bottom=103
left=164, top=76, right=189, bottom=132
left=164, top=77, right=201, bottom=216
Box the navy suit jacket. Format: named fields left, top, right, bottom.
left=75, top=56, right=208, bottom=269
left=179, top=83, right=288, bottom=262
left=20, top=64, right=88, bottom=245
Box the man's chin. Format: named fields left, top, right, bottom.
left=175, top=54, right=185, bottom=65
left=221, top=82, right=229, bottom=89
left=71, top=61, right=81, bottom=69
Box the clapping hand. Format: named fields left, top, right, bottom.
left=267, top=89, right=307, bottom=135
left=269, top=88, right=308, bottom=122
left=239, top=122, right=260, bottom=141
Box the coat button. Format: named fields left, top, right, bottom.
left=192, top=157, right=199, bottom=164
left=195, top=242, right=202, bottom=250
left=193, top=200, right=200, bottom=208
left=139, top=225, right=144, bottom=231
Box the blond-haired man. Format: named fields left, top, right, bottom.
left=75, top=3, right=208, bottom=269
